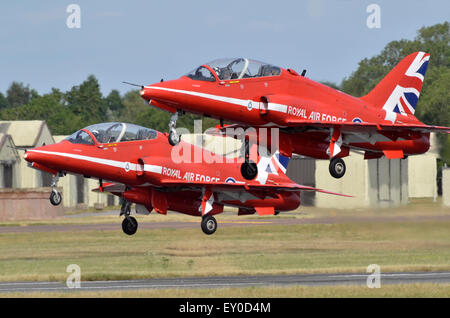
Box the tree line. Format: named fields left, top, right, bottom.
left=0, top=75, right=217, bottom=135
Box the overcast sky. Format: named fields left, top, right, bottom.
left=0, top=0, right=448, bottom=96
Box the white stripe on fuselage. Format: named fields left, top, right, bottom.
left=145, top=86, right=288, bottom=113
left=27, top=149, right=162, bottom=174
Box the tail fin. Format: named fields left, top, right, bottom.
left=361, top=51, right=430, bottom=123
left=254, top=148, right=291, bottom=185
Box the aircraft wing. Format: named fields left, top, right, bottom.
left=211, top=121, right=449, bottom=134
left=284, top=120, right=450, bottom=134
left=158, top=179, right=352, bottom=197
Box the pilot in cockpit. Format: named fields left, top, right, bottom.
left=214, top=67, right=232, bottom=80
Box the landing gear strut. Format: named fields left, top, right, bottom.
left=201, top=215, right=217, bottom=235
left=120, top=200, right=138, bottom=235
left=49, top=174, right=62, bottom=206
left=329, top=157, right=346, bottom=179
left=168, top=111, right=181, bottom=146
left=240, top=138, right=258, bottom=180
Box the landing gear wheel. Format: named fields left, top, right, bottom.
left=241, top=161, right=258, bottom=180
left=122, top=216, right=138, bottom=235
left=201, top=215, right=217, bottom=235
left=49, top=190, right=62, bottom=206
left=329, top=158, right=346, bottom=179
left=168, top=130, right=181, bottom=146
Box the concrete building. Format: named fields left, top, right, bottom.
left=0, top=133, right=21, bottom=188
left=287, top=133, right=440, bottom=209
left=288, top=153, right=408, bottom=209
left=443, top=168, right=450, bottom=207
left=0, top=120, right=55, bottom=189
left=318, top=155, right=408, bottom=208
left=408, top=133, right=439, bottom=200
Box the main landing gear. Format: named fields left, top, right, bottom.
left=240, top=138, right=258, bottom=180
left=201, top=215, right=217, bottom=235
left=329, top=157, right=346, bottom=179
left=120, top=200, right=138, bottom=235
left=168, top=111, right=181, bottom=146
left=49, top=174, right=62, bottom=206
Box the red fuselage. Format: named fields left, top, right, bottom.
left=140, top=55, right=436, bottom=160
left=24, top=125, right=301, bottom=216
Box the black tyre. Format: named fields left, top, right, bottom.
left=201, top=215, right=217, bottom=235
left=240, top=161, right=258, bottom=180
left=329, top=158, right=346, bottom=179
left=122, top=216, right=138, bottom=235
left=168, top=131, right=181, bottom=146
left=49, top=191, right=62, bottom=206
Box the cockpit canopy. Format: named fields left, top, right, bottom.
left=185, top=58, right=281, bottom=81
left=65, top=122, right=157, bottom=145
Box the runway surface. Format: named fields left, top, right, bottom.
left=1, top=272, right=450, bottom=293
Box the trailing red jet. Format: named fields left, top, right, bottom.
left=139, top=52, right=449, bottom=179
left=24, top=122, right=349, bottom=235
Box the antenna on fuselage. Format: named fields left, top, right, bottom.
left=122, top=81, right=144, bottom=90
left=301, top=69, right=307, bottom=77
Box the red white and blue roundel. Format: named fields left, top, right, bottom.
left=383, top=51, right=429, bottom=122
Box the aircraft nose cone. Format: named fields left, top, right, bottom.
left=23, top=150, right=31, bottom=161
left=23, top=150, right=39, bottom=164
left=140, top=87, right=151, bottom=101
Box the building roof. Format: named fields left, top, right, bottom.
left=0, top=133, right=20, bottom=163
left=53, top=135, right=69, bottom=143
left=0, top=120, right=48, bottom=147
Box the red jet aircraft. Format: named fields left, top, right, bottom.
left=24, top=122, right=349, bottom=235
left=139, top=52, right=449, bottom=180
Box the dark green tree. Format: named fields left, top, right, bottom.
left=6, top=81, right=33, bottom=107
left=0, top=92, right=8, bottom=109
left=64, top=75, right=106, bottom=125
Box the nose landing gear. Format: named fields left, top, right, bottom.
left=50, top=189, right=62, bottom=206
left=168, top=111, right=181, bottom=146
left=49, top=174, right=62, bottom=206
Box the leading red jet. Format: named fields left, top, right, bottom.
left=139, top=52, right=449, bottom=180
left=24, top=122, right=349, bottom=235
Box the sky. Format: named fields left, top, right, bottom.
left=0, top=0, right=449, bottom=96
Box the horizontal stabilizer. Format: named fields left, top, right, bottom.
left=92, top=182, right=126, bottom=193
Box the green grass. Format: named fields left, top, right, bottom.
left=2, top=283, right=450, bottom=298
left=1, top=219, right=450, bottom=283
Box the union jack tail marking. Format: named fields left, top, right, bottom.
left=361, top=51, right=430, bottom=123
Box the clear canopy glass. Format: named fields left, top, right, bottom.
left=65, top=122, right=157, bottom=144
left=65, top=130, right=95, bottom=145
left=185, top=58, right=281, bottom=81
